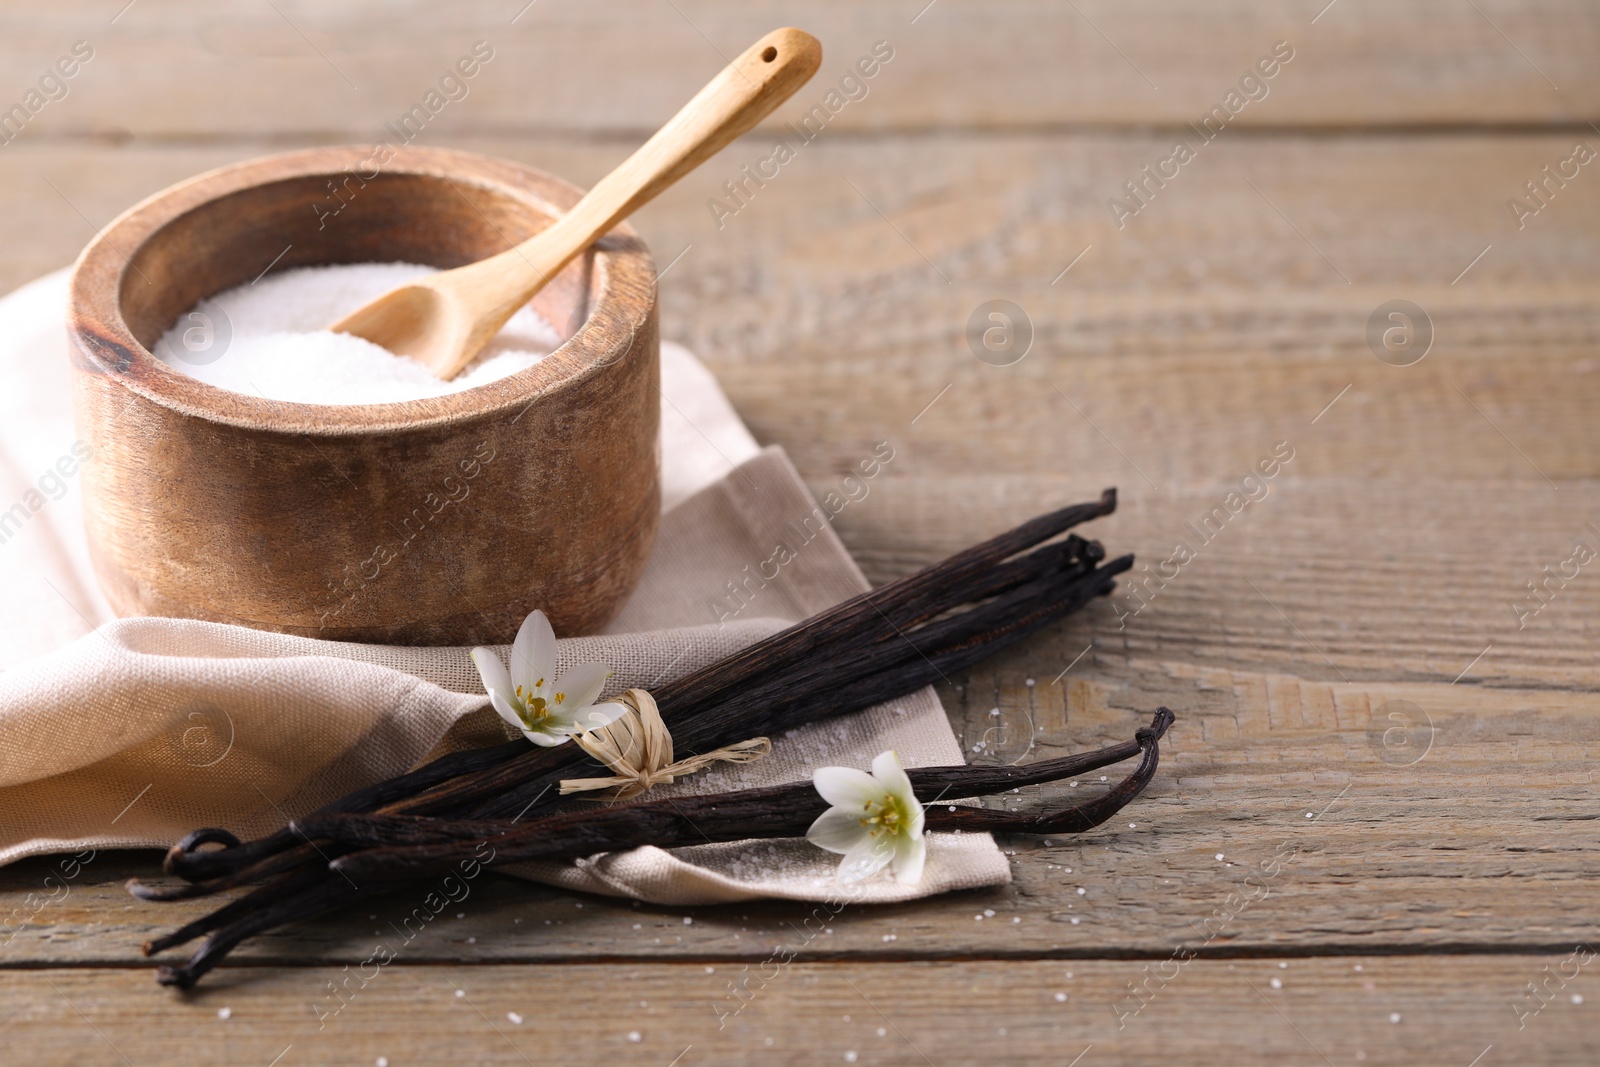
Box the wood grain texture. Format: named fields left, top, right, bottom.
left=11, top=132, right=1600, bottom=336
left=3, top=959, right=1594, bottom=1066
left=0, top=1, right=1596, bottom=138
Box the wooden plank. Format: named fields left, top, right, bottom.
left=4, top=657, right=1595, bottom=966
left=832, top=477, right=1600, bottom=689
left=7, top=132, right=1600, bottom=325
left=0, top=1, right=1595, bottom=140
left=3, top=958, right=1594, bottom=1065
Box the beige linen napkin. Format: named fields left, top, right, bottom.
left=0, top=269, right=1008, bottom=903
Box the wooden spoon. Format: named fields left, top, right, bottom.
left=332, top=27, right=821, bottom=379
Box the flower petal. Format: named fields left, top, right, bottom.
left=891, top=833, right=927, bottom=885
left=520, top=727, right=571, bottom=747
left=573, top=701, right=629, bottom=733
left=471, top=649, right=523, bottom=730
left=871, top=749, right=914, bottom=798
left=470, top=646, right=513, bottom=696
left=806, top=807, right=867, bottom=854
left=542, top=699, right=623, bottom=734
left=836, top=833, right=894, bottom=883
left=551, top=661, right=611, bottom=712
left=871, top=749, right=924, bottom=834
left=812, top=766, right=882, bottom=810
left=511, top=609, right=556, bottom=693
left=487, top=690, right=526, bottom=732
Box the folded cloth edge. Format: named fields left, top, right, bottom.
left=0, top=267, right=1010, bottom=901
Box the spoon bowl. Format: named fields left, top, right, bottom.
left=333, top=280, right=456, bottom=363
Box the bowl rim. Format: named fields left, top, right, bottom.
left=67, top=144, right=657, bottom=436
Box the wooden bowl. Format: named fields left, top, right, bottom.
left=68, top=146, right=660, bottom=644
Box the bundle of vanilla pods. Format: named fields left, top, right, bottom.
left=133, top=489, right=1174, bottom=988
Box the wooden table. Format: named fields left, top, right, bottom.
left=3, top=2, right=1597, bottom=1063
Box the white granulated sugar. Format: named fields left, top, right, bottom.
left=153, top=262, right=563, bottom=405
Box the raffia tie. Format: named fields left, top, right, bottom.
left=558, top=688, right=771, bottom=801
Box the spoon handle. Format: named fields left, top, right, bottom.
left=483, top=27, right=821, bottom=316
left=572, top=26, right=822, bottom=229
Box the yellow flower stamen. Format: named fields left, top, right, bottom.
left=858, top=793, right=905, bottom=837
left=513, top=692, right=552, bottom=731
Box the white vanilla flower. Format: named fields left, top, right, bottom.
left=469, top=609, right=627, bottom=747
left=806, top=750, right=926, bottom=884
